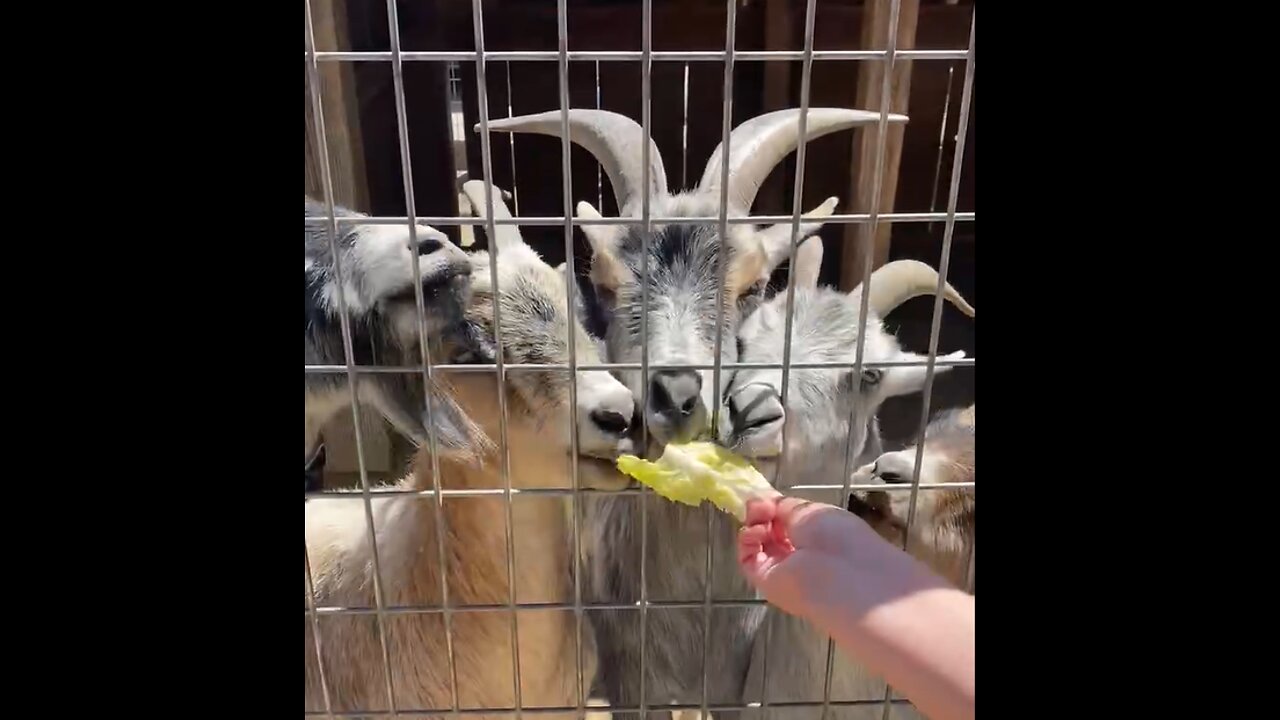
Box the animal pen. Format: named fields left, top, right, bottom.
left=305, top=0, right=975, bottom=717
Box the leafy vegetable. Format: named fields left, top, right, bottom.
left=616, top=441, right=775, bottom=522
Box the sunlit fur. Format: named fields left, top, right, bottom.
left=593, top=194, right=772, bottom=443
left=304, top=197, right=476, bottom=465
left=305, top=234, right=638, bottom=717
left=726, top=285, right=968, bottom=485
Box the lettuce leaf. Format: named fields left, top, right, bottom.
left=615, top=441, right=775, bottom=522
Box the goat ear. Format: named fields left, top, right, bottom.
left=577, top=201, right=629, bottom=293
left=883, top=350, right=965, bottom=398
left=791, top=236, right=823, bottom=290
left=727, top=246, right=768, bottom=298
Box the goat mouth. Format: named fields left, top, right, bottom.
left=387, top=273, right=468, bottom=303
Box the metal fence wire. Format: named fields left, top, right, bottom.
left=305, top=0, right=974, bottom=717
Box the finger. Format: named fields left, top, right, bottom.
left=770, top=518, right=797, bottom=554
left=743, top=496, right=778, bottom=527
left=738, top=524, right=770, bottom=564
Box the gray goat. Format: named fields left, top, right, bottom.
left=304, top=197, right=478, bottom=480
left=479, top=107, right=903, bottom=720
left=725, top=242, right=974, bottom=720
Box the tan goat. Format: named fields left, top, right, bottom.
left=305, top=182, right=637, bottom=718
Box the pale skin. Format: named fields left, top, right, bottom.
left=737, top=493, right=975, bottom=720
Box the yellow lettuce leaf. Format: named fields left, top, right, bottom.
left=616, top=441, right=774, bottom=522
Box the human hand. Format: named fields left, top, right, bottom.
left=737, top=494, right=873, bottom=619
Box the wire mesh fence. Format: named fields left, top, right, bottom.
left=305, top=1, right=974, bottom=718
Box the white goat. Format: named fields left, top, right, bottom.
left=304, top=182, right=638, bottom=717
left=726, top=241, right=974, bottom=720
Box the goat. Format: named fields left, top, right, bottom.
left=479, top=107, right=903, bottom=720
left=848, top=404, right=975, bottom=591
left=725, top=242, right=974, bottom=720
left=305, top=197, right=477, bottom=474
left=305, top=182, right=639, bottom=717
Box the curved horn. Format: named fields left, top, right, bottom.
left=854, top=259, right=975, bottom=318
left=460, top=180, right=524, bottom=251
left=478, top=110, right=666, bottom=216
left=697, top=108, right=907, bottom=213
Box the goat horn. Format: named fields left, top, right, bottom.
left=792, top=236, right=824, bottom=290
left=460, top=180, right=524, bottom=251
left=478, top=110, right=667, bottom=217
left=854, top=259, right=975, bottom=318
left=697, top=108, right=907, bottom=213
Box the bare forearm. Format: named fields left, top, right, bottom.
left=804, top=536, right=975, bottom=720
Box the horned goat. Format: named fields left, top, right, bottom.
left=304, top=182, right=638, bottom=717
left=725, top=241, right=974, bottom=720
left=479, top=107, right=903, bottom=720
left=305, top=197, right=477, bottom=478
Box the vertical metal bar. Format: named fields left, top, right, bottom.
left=383, top=0, right=462, bottom=713
left=595, top=60, right=604, bottom=211
left=926, top=63, right=956, bottom=235
left=470, top=1, right=523, bottom=716
left=305, top=542, right=336, bottom=719
left=705, top=0, right=736, bottom=712
left=305, top=0, right=400, bottom=714
left=682, top=62, right=691, bottom=190
left=762, top=0, right=820, bottom=714
left=882, top=12, right=975, bottom=720
left=638, top=1, right=653, bottom=718
left=554, top=0, right=588, bottom=715
left=827, top=1, right=906, bottom=716
left=506, top=61, right=521, bottom=215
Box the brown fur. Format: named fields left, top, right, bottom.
left=858, top=405, right=975, bottom=589
left=305, top=362, right=615, bottom=718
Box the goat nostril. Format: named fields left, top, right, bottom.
left=879, top=471, right=904, bottom=484
left=417, top=235, right=443, bottom=255
left=590, top=410, right=630, bottom=436
left=679, top=396, right=698, bottom=415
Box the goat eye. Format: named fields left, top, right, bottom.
left=861, top=368, right=883, bottom=386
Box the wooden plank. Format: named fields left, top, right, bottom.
left=304, top=0, right=367, bottom=210
left=322, top=408, right=393, bottom=484
left=755, top=0, right=795, bottom=216
left=839, top=0, right=920, bottom=292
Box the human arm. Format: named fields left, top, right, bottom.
left=738, top=496, right=974, bottom=720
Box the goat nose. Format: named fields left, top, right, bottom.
left=728, top=386, right=783, bottom=434
left=589, top=409, right=630, bottom=436
left=650, top=370, right=703, bottom=418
